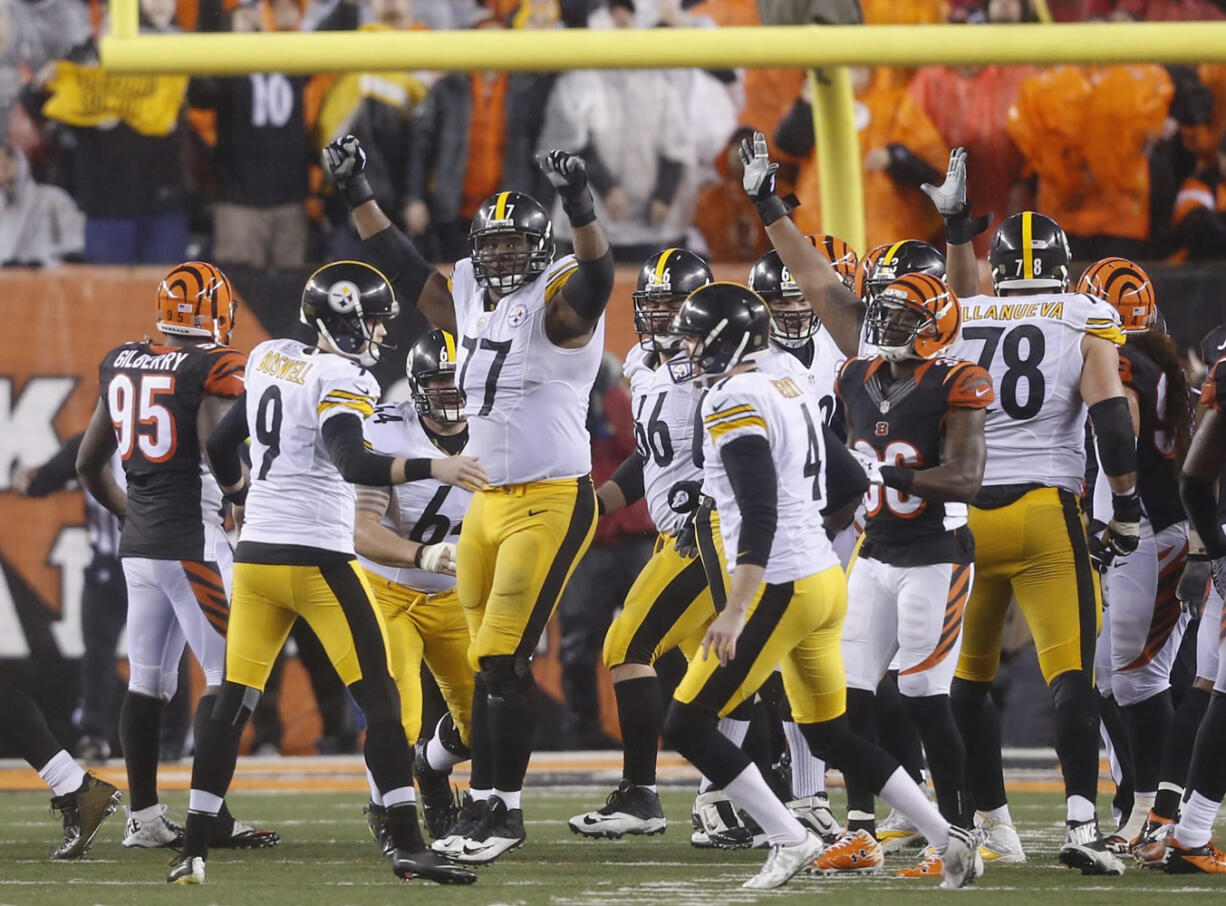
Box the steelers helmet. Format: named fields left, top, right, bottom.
left=989, top=211, right=1070, bottom=294
left=407, top=329, right=465, bottom=425
left=861, top=240, right=946, bottom=304
left=469, top=190, right=554, bottom=295
left=300, top=260, right=399, bottom=364
left=866, top=273, right=961, bottom=363
left=632, top=248, right=712, bottom=350
left=667, top=282, right=771, bottom=383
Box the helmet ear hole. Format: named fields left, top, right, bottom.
left=301, top=260, right=398, bottom=364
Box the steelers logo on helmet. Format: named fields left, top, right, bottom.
left=667, top=282, right=771, bottom=383
left=633, top=248, right=712, bottom=350
left=301, top=260, right=399, bottom=365
left=407, top=329, right=466, bottom=425
left=989, top=211, right=1070, bottom=294
left=469, top=191, right=554, bottom=295
left=1075, top=256, right=1155, bottom=333
left=866, top=272, right=961, bottom=363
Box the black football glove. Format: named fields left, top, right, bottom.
left=1177, top=554, right=1211, bottom=618
left=1087, top=519, right=1114, bottom=576
left=1104, top=490, right=1142, bottom=559
left=668, top=480, right=705, bottom=559
left=321, top=134, right=374, bottom=209
left=538, top=149, right=595, bottom=227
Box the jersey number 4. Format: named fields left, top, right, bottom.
left=963, top=324, right=1046, bottom=420
left=108, top=374, right=177, bottom=462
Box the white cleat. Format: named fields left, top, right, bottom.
left=123, top=804, right=184, bottom=848
left=976, top=814, right=1027, bottom=863
left=939, top=826, right=984, bottom=889
left=166, top=856, right=205, bottom=885
left=786, top=794, right=840, bottom=844
left=878, top=806, right=925, bottom=851
left=742, top=831, right=824, bottom=890
left=569, top=780, right=667, bottom=838
left=692, top=791, right=754, bottom=849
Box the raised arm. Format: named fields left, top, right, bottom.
left=920, top=147, right=992, bottom=298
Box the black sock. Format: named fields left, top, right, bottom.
left=1185, top=693, right=1226, bottom=803
left=799, top=715, right=898, bottom=794
left=0, top=680, right=62, bottom=769
left=120, top=691, right=164, bottom=812
left=951, top=678, right=1007, bottom=812
left=745, top=700, right=789, bottom=803
left=489, top=677, right=537, bottom=794
left=388, top=802, right=426, bottom=852
left=877, top=673, right=925, bottom=785
left=364, top=719, right=415, bottom=795
left=183, top=720, right=245, bottom=859
left=663, top=701, right=750, bottom=788
left=844, top=688, right=878, bottom=832
left=1051, top=670, right=1100, bottom=805
left=1155, top=685, right=1210, bottom=818
left=905, top=694, right=970, bottom=827
left=614, top=676, right=663, bottom=787
left=1124, top=690, right=1173, bottom=795
left=193, top=694, right=234, bottom=831
left=469, top=674, right=493, bottom=791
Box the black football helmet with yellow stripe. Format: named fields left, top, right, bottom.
left=989, top=211, right=1070, bottom=294
left=633, top=248, right=712, bottom=349
left=301, top=260, right=399, bottom=364
left=667, top=282, right=771, bottom=383
left=861, top=239, right=946, bottom=303
left=469, top=190, right=554, bottom=295
left=407, top=329, right=466, bottom=425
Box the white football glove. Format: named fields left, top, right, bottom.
left=417, top=542, right=456, bottom=576
left=850, top=448, right=884, bottom=487
left=920, top=147, right=969, bottom=217
left=739, top=130, right=779, bottom=200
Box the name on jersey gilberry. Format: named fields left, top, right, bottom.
left=962, top=301, right=1065, bottom=322
left=112, top=349, right=189, bottom=372
left=255, top=349, right=312, bottom=384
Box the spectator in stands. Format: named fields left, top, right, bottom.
left=0, top=143, right=83, bottom=265
left=556, top=353, right=655, bottom=750
left=188, top=0, right=312, bottom=267
left=776, top=67, right=947, bottom=250
left=537, top=0, right=694, bottom=261
left=403, top=17, right=553, bottom=261
left=21, top=0, right=189, bottom=264
left=1172, top=132, right=1226, bottom=259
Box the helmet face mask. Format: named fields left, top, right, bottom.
left=407, top=329, right=465, bottom=425
left=632, top=291, right=686, bottom=352
left=301, top=261, right=399, bottom=366
left=666, top=283, right=771, bottom=383
left=767, top=294, right=817, bottom=347
left=634, top=248, right=713, bottom=352
left=156, top=261, right=238, bottom=345
left=866, top=298, right=925, bottom=362
left=866, top=274, right=960, bottom=363
left=469, top=191, right=554, bottom=296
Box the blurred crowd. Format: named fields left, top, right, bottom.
left=1, top=0, right=1226, bottom=268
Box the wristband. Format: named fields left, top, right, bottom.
left=562, top=186, right=597, bottom=228
left=337, top=173, right=375, bottom=210
left=414, top=545, right=425, bottom=569
left=944, top=205, right=992, bottom=245
left=399, top=458, right=432, bottom=483
left=753, top=193, right=799, bottom=228
left=879, top=466, right=915, bottom=493
left=1111, top=489, right=1142, bottom=523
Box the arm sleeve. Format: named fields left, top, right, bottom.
left=1088, top=397, right=1138, bottom=478
left=205, top=392, right=250, bottom=488
left=719, top=435, right=777, bottom=568
left=362, top=225, right=438, bottom=312
left=884, top=143, right=944, bottom=189
left=609, top=451, right=646, bottom=505
left=553, top=249, right=614, bottom=321
left=651, top=156, right=683, bottom=206
left=322, top=414, right=426, bottom=486
left=26, top=435, right=85, bottom=497
left=820, top=426, right=869, bottom=516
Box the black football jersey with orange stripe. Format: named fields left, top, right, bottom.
left=98, top=340, right=245, bottom=559
left=837, top=355, right=993, bottom=566
left=1120, top=342, right=1186, bottom=533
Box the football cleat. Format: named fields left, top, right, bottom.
left=1132, top=812, right=1174, bottom=867
left=897, top=846, right=942, bottom=878
left=166, top=855, right=205, bottom=885
left=877, top=806, right=926, bottom=852
left=1058, top=818, right=1126, bottom=876
left=413, top=741, right=458, bottom=839
left=811, top=828, right=884, bottom=874
left=431, top=792, right=485, bottom=857
left=787, top=794, right=840, bottom=844
left=691, top=791, right=754, bottom=849
left=569, top=779, right=667, bottom=838
left=976, top=814, right=1027, bottom=863
left=393, top=847, right=477, bottom=884
left=1102, top=833, right=1129, bottom=855
left=365, top=802, right=394, bottom=856
left=940, top=825, right=984, bottom=889
left=122, top=803, right=183, bottom=848
left=210, top=818, right=280, bottom=849
left=1164, top=836, right=1226, bottom=874
left=449, top=797, right=526, bottom=865
left=49, top=773, right=122, bottom=860
left=742, top=831, right=823, bottom=890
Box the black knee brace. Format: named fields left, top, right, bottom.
left=436, top=712, right=472, bottom=759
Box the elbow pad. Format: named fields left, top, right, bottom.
left=1088, top=397, right=1137, bottom=478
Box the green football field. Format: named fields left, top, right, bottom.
left=4, top=786, right=1225, bottom=906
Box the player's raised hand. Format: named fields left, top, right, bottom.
left=739, top=131, right=779, bottom=201
left=538, top=150, right=588, bottom=195
left=322, top=134, right=375, bottom=208
left=921, top=147, right=993, bottom=244
left=431, top=456, right=488, bottom=491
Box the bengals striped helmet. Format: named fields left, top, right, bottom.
left=1076, top=257, right=1156, bottom=333
left=866, top=272, right=961, bottom=362
left=156, top=261, right=237, bottom=345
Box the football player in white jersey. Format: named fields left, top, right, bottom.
left=324, top=135, right=614, bottom=863
left=661, top=283, right=982, bottom=891
left=354, top=329, right=477, bottom=850
left=925, top=149, right=1140, bottom=875
left=169, top=262, right=485, bottom=886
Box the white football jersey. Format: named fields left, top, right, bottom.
left=778, top=327, right=845, bottom=427
left=624, top=344, right=704, bottom=535
left=700, top=368, right=840, bottom=584
left=358, top=402, right=473, bottom=593
left=450, top=254, right=606, bottom=486
left=240, top=338, right=380, bottom=554
left=949, top=292, right=1124, bottom=494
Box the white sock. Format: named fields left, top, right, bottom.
left=188, top=790, right=223, bottom=815
left=639, top=784, right=657, bottom=793
left=365, top=767, right=384, bottom=807
left=1174, top=791, right=1222, bottom=848
left=980, top=804, right=1012, bottom=825
left=1066, top=794, right=1095, bottom=824
left=783, top=721, right=825, bottom=798
left=880, top=767, right=948, bottom=850
left=383, top=786, right=416, bottom=808
left=38, top=750, right=86, bottom=797
left=700, top=718, right=751, bottom=793
left=1119, top=792, right=1155, bottom=837
left=725, top=764, right=807, bottom=845
left=134, top=803, right=166, bottom=822
left=426, top=734, right=466, bottom=772
left=470, top=788, right=492, bottom=803
left=492, top=789, right=521, bottom=810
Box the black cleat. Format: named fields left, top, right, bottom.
left=450, top=797, right=526, bottom=864
left=414, top=740, right=458, bottom=839
left=569, top=779, right=667, bottom=838
left=364, top=801, right=394, bottom=856
left=209, top=817, right=280, bottom=849
left=50, top=773, right=122, bottom=860
left=393, top=846, right=477, bottom=884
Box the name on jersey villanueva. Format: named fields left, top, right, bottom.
left=962, top=300, right=1066, bottom=322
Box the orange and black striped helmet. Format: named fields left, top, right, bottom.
left=866, top=272, right=961, bottom=362
left=156, top=261, right=237, bottom=345
left=810, top=234, right=859, bottom=291
left=1076, top=257, right=1156, bottom=333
